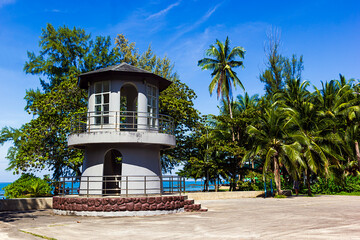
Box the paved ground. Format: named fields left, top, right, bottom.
left=1, top=195, right=360, bottom=240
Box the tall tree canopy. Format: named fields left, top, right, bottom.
left=0, top=24, right=199, bottom=179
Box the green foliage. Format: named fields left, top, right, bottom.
left=3, top=174, right=52, bottom=198
left=198, top=36, right=246, bottom=120
left=311, top=176, right=360, bottom=194
left=0, top=24, right=199, bottom=178
left=236, top=181, right=261, bottom=191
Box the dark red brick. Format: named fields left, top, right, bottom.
left=82, top=204, right=89, bottom=211
left=88, top=206, right=95, bottom=211
left=104, top=205, right=112, bottom=212
left=140, top=197, right=147, bottom=204
left=119, top=205, right=127, bottom=211
left=88, top=199, right=95, bottom=206
left=134, top=203, right=142, bottom=211
left=141, top=203, right=150, bottom=211
left=102, top=198, right=109, bottom=205
left=155, top=197, right=162, bottom=204
left=150, top=204, right=157, bottom=210
left=157, top=203, right=165, bottom=210
left=164, top=202, right=171, bottom=210
left=95, top=198, right=102, bottom=207
left=193, top=204, right=201, bottom=211
left=117, top=198, right=125, bottom=205
left=126, top=202, right=134, bottom=211
left=147, top=197, right=155, bottom=204
left=109, top=198, right=117, bottom=205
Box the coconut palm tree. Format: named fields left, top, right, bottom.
left=236, top=92, right=259, bottom=112
left=245, top=100, right=302, bottom=195
left=198, top=36, right=245, bottom=120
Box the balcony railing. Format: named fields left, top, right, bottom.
left=70, top=111, right=174, bottom=135
left=57, top=175, right=185, bottom=197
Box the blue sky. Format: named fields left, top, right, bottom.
left=0, top=0, right=359, bottom=181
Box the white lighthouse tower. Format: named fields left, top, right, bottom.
left=68, top=63, right=176, bottom=195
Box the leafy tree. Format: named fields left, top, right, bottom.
left=245, top=100, right=302, bottom=194
left=0, top=24, right=119, bottom=178
left=3, top=174, right=52, bottom=198
left=260, top=31, right=304, bottom=98
left=0, top=24, right=199, bottom=179
left=179, top=116, right=233, bottom=191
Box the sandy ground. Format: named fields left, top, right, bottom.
left=1, top=195, right=360, bottom=240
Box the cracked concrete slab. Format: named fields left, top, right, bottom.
left=1, top=195, right=360, bottom=240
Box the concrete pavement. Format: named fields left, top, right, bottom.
left=1, top=195, right=360, bottom=239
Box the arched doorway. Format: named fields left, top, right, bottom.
left=103, top=149, right=122, bottom=195
left=120, top=84, right=138, bottom=130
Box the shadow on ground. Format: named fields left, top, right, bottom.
left=0, top=210, right=44, bottom=223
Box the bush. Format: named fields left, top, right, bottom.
left=237, top=181, right=261, bottom=191
left=311, top=175, right=360, bottom=194
left=3, top=174, right=52, bottom=198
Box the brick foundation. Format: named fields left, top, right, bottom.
left=53, top=196, right=207, bottom=213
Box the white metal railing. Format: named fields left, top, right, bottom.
left=70, top=111, right=174, bottom=135
left=57, top=175, right=185, bottom=197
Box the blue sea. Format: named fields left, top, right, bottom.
left=0, top=180, right=214, bottom=199
left=0, top=182, right=11, bottom=199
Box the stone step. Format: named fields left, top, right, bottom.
left=184, top=199, right=194, bottom=205
left=183, top=199, right=208, bottom=212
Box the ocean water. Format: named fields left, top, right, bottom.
left=0, top=182, right=11, bottom=199
left=0, top=179, right=214, bottom=199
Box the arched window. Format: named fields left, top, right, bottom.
left=120, top=84, right=138, bottom=130
left=103, top=149, right=122, bottom=195
left=146, top=84, right=158, bottom=128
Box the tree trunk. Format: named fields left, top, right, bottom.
left=305, top=168, right=312, bottom=196
left=226, top=95, right=235, bottom=141
left=251, top=160, right=255, bottom=183
left=273, top=156, right=282, bottom=195
left=355, top=141, right=360, bottom=170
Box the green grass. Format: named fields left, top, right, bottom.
left=334, top=191, right=360, bottom=196
left=274, top=194, right=287, bottom=198
left=20, top=230, right=57, bottom=240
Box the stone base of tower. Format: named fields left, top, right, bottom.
left=52, top=195, right=207, bottom=217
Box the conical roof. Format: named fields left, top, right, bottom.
left=78, top=63, right=172, bottom=91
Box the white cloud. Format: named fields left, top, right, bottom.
left=147, top=1, right=181, bottom=20
left=44, top=8, right=67, bottom=13
left=167, top=3, right=222, bottom=44
left=0, top=0, right=15, bottom=8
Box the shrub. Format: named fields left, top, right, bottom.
left=311, top=175, right=360, bottom=194
left=237, top=181, right=260, bottom=191
left=3, top=174, right=52, bottom=199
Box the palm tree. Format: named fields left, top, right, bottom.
left=245, top=100, right=302, bottom=195
left=236, top=92, right=259, bottom=112
left=285, top=104, right=333, bottom=195
left=198, top=36, right=246, bottom=120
